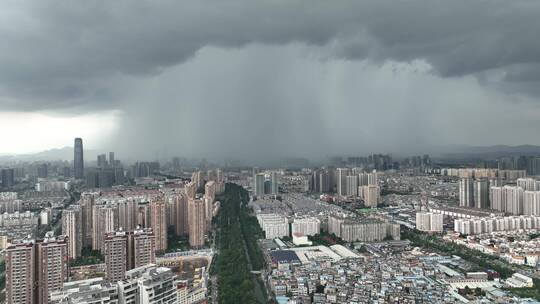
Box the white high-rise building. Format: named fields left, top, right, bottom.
left=361, top=185, right=380, bottom=207
left=505, top=185, right=524, bottom=215
left=358, top=173, right=369, bottom=186
left=459, top=178, right=474, bottom=207
left=367, top=172, right=378, bottom=186
left=490, top=186, right=505, bottom=212
left=524, top=191, right=540, bottom=215
left=346, top=175, right=358, bottom=197
left=271, top=172, right=279, bottom=195
left=336, top=168, right=350, bottom=197
left=257, top=214, right=289, bottom=239
left=474, top=180, right=489, bottom=209
left=518, top=178, right=538, bottom=191
left=62, top=206, right=82, bottom=259
left=416, top=212, right=443, bottom=232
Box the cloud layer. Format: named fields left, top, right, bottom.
left=1, top=0, right=540, bottom=161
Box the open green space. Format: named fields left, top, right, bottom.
left=214, top=183, right=265, bottom=304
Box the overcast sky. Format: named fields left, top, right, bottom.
left=1, top=0, right=540, bottom=161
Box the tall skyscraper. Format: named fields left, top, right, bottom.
left=188, top=199, right=205, bottom=248
left=6, top=241, right=35, bottom=304
left=150, top=198, right=167, bottom=252
left=36, top=236, right=69, bottom=304
left=62, top=206, right=82, bottom=259
left=459, top=178, right=474, bottom=207
left=73, top=138, right=84, bottom=179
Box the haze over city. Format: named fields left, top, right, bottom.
left=2, top=1, right=540, bottom=162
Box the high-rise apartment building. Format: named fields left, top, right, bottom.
left=73, top=138, right=84, bottom=179
left=474, top=180, right=490, bottom=209
left=191, top=171, right=203, bottom=188
left=346, top=175, right=358, bottom=197
left=188, top=199, right=205, bottom=248
left=6, top=235, right=69, bottom=304
left=6, top=241, right=35, bottom=304
left=104, top=228, right=156, bottom=284
left=118, top=200, right=138, bottom=231
left=104, top=231, right=128, bottom=283
left=312, top=169, right=331, bottom=193
left=185, top=181, right=197, bottom=200
left=1, top=168, right=15, bottom=188
left=336, top=168, right=350, bottom=196
left=505, top=185, right=524, bottom=215
left=257, top=213, right=289, bottom=239
left=490, top=186, right=505, bottom=212
left=271, top=171, right=279, bottom=195
left=254, top=173, right=266, bottom=196
left=415, top=212, right=443, bottom=232
left=150, top=198, right=167, bottom=252
left=524, top=191, right=540, bottom=215
left=205, top=181, right=216, bottom=201
left=203, top=196, right=213, bottom=233
left=291, top=217, right=321, bottom=236
left=174, top=193, right=188, bottom=236
left=128, top=228, right=156, bottom=269
left=62, top=206, right=82, bottom=259
left=518, top=178, right=539, bottom=191
left=36, top=236, right=69, bottom=304
left=459, top=178, right=474, bottom=207
left=92, top=205, right=116, bottom=251
left=80, top=193, right=95, bottom=248
left=361, top=185, right=380, bottom=207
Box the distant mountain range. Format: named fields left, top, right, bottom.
left=2, top=144, right=540, bottom=163
left=0, top=147, right=101, bottom=162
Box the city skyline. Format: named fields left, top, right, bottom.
left=1, top=1, right=540, bottom=161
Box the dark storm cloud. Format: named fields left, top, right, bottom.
left=2, top=0, right=540, bottom=161
left=1, top=0, right=540, bottom=111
